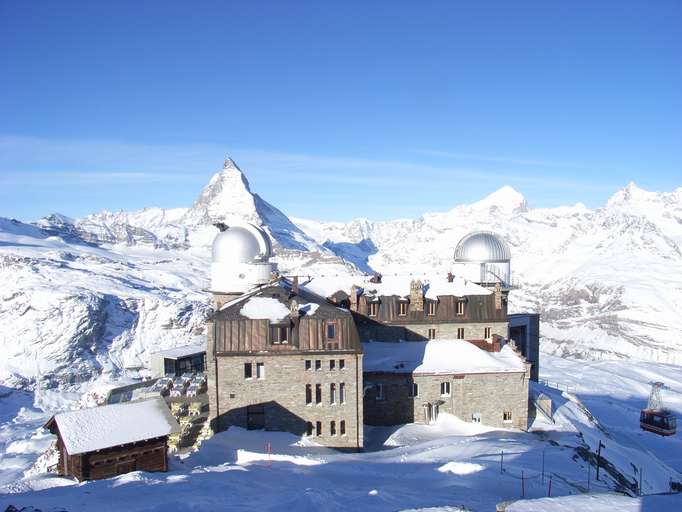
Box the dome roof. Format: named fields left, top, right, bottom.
left=454, top=231, right=511, bottom=263
left=212, top=223, right=272, bottom=264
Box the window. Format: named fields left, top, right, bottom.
left=306, top=421, right=313, bottom=436
left=256, top=362, right=265, bottom=379
left=427, top=301, right=437, bottom=316
left=305, top=384, right=312, bottom=405
left=315, top=360, right=321, bottom=371
left=428, top=328, right=436, bottom=340
left=326, top=322, right=336, bottom=340
left=315, top=384, right=322, bottom=404
left=457, top=328, right=465, bottom=340
left=484, top=327, right=492, bottom=339
left=472, top=412, right=481, bottom=423
left=330, top=420, right=337, bottom=436
left=409, top=382, right=419, bottom=398
left=305, top=359, right=311, bottom=371
left=339, top=359, right=345, bottom=370
left=270, top=324, right=289, bottom=344
left=330, top=359, right=336, bottom=371
left=398, top=302, right=408, bottom=316
left=440, top=381, right=451, bottom=396
left=503, top=410, right=513, bottom=423
left=340, top=420, right=346, bottom=436
left=244, top=363, right=253, bottom=379
left=457, top=301, right=465, bottom=315
left=376, top=383, right=385, bottom=400
left=316, top=421, right=322, bottom=436
left=340, top=382, right=346, bottom=404
left=369, top=302, right=379, bottom=317
left=330, top=383, right=337, bottom=404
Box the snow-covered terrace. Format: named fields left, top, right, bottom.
left=363, top=340, right=526, bottom=375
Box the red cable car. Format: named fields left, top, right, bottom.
left=640, top=382, right=677, bottom=436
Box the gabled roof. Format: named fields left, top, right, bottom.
left=45, top=397, right=179, bottom=455
left=212, top=278, right=351, bottom=322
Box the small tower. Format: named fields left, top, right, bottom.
left=210, top=223, right=276, bottom=308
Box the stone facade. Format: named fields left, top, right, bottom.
left=208, top=352, right=363, bottom=450
left=364, top=363, right=530, bottom=430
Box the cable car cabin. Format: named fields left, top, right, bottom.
left=640, top=409, right=677, bottom=436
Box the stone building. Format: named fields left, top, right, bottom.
left=206, top=222, right=363, bottom=450
left=362, top=339, right=530, bottom=429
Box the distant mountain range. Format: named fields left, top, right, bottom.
left=1, top=159, right=681, bottom=390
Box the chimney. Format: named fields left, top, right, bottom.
left=409, top=279, right=424, bottom=312
left=494, top=282, right=502, bottom=310
left=350, top=285, right=360, bottom=312
left=447, top=272, right=454, bottom=283
left=292, top=276, right=299, bottom=295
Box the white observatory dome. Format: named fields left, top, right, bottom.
left=210, top=223, right=275, bottom=294
left=454, top=231, right=511, bottom=263
left=212, top=224, right=272, bottom=264
left=452, top=231, right=511, bottom=287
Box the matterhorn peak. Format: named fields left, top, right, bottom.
left=471, top=186, right=528, bottom=214
left=183, top=157, right=258, bottom=226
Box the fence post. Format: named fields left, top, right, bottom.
left=521, top=471, right=525, bottom=498
left=542, top=449, right=545, bottom=485
left=639, top=466, right=643, bottom=496
left=500, top=450, right=504, bottom=473
left=548, top=475, right=552, bottom=497
left=587, top=461, right=591, bottom=492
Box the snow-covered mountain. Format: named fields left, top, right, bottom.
left=294, top=182, right=682, bottom=363
left=1, top=160, right=681, bottom=393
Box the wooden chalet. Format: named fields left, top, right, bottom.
left=45, top=397, right=180, bottom=481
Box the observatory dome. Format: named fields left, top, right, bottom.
left=454, top=231, right=511, bottom=263
left=212, top=224, right=272, bottom=264
left=210, top=223, right=275, bottom=294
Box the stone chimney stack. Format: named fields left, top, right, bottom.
left=350, top=285, right=360, bottom=312
left=409, top=279, right=424, bottom=312
left=447, top=272, right=454, bottom=283
left=292, top=275, right=299, bottom=295
left=494, top=282, right=502, bottom=310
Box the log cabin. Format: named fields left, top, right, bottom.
left=45, top=397, right=179, bottom=481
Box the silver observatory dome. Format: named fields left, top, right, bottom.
left=211, top=223, right=273, bottom=264
left=454, top=231, right=511, bottom=263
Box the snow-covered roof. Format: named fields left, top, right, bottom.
left=48, top=398, right=180, bottom=455
left=302, top=274, right=491, bottom=300
left=151, top=344, right=205, bottom=360
left=363, top=340, right=526, bottom=375
left=239, top=296, right=291, bottom=321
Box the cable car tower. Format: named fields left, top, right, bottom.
left=640, top=382, right=677, bottom=436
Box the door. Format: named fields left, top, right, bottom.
left=116, top=460, right=136, bottom=475
left=247, top=405, right=265, bottom=430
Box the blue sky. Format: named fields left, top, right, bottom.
left=1, top=1, right=680, bottom=222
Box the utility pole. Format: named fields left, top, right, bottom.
left=596, top=441, right=605, bottom=481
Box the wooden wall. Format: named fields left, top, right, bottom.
left=357, top=293, right=507, bottom=324
left=211, top=316, right=360, bottom=354
left=57, top=436, right=169, bottom=481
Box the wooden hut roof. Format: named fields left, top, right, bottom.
left=45, top=397, right=179, bottom=455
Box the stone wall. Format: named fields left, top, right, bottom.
left=207, top=350, right=363, bottom=450
left=358, top=320, right=508, bottom=342
left=364, top=365, right=530, bottom=430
